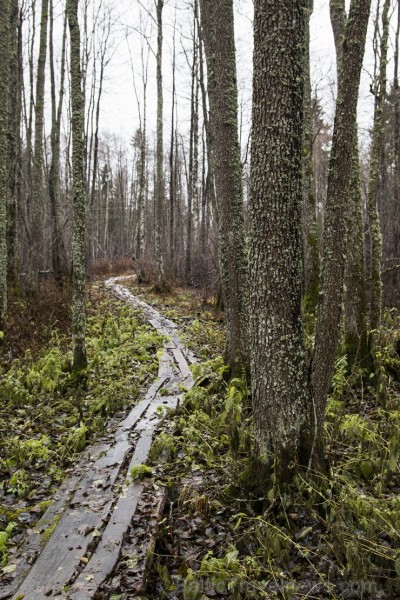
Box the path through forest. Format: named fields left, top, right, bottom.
left=1, top=275, right=195, bottom=600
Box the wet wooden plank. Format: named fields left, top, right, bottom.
left=172, top=348, right=192, bottom=379
left=66, top=431, right=154, bottom=599
left=0, top=471, right=83, bottom=600
left=12, top=502, right=113, bottom=599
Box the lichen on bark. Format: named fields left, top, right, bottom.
left=0, top=0, right=11, bottom=330
left=68, top=0, right=87, bottom=371
left=249, top=0, right=314, bottom=484
left=199, top=0, right=249, bottom=374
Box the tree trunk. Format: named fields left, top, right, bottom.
left=68, top=0, right=87, bottom=371
left=330, top=0, right=368, bottom=365
left=169, top=25, right=176, bottom=274
left=302, top=0, right=320, bottom=316
left=49, top=0, right=67, bottom=284
left=0, top=0, right=11, bottom=329
left=367, top=0, right=390, bottom=332
left=27, top=0, right=48, bottom=292
left=249, top=0, right=313, bottom=484
left=7, top=0, right=21, bottom=287
left=199, top=0, right=249, bottom=373
left=312, top=0, right=371, bottom=444
left=154, top=0, right=168, bottom=291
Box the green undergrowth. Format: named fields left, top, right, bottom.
left=0, top=285, right=163, bottom=568
left=149, top=312, right=400, bottom=598
left=124, top=281, right=225, bottom=359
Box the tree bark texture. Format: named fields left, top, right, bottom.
left=249, top=0, right=314, bottom=481
left=368, top=0, right=390, bottom=332
left=155, top=0, right=167, bottom=289
left=7, top=0, right=21, bottom=286
left=302, top=0, right=320, bottom=314
left=0, top=0, right=11, bottom=329
left=27, top=0, right=48, bottom=292
left=68, top=0, right=87, bottom=370
left=199, top=0, right=249, bottom=372
left=330, top=0, right=368, bottom=364
left=312, top=0, right=371, bottom=439
left=49, top=0, right=67, bottom=283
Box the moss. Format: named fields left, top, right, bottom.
left=40, top=513, right=61, bottom=547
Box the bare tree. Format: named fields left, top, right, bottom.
left=68, top=0, right=87, bottom=370
left=0, top=0, right=11, bottom=329
left=26, top=0, right=49, bottom=291
left=199, top=0, right=249, bottom=373
left=49, top=0, right=67, bottom=283
left=312, top=0, right=371, bottom=447
left=154, top=0, right=168, bottom=290
left=367, top=0, right=390, bottom=333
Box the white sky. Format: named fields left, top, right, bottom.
left=46, top=0, right=394, bottom=157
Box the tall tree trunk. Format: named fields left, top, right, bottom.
left=185, top=6, right=198, bottom=281
left=7, top=0, right=21, bottom=287
left=199, top=0, right=249, bottom=372
left=49, top=0, right=67, bottom=284
left=330, top=0, right=368, bottom=365
left=249, top=0, right=313, bottom=483
left=368, top=0, right=390, bottom=332
left=0, top=0, right=11, bottom=329
left=197, top=25, right=214, bottom=257
left=302, top=0, right=320, bottom=316
left=392, top=0, right=400, bottom=303
left=68, top=0, right=87, bottom=371
left=27, top=0, right=48, bottom=291
left=169, top=24, right=176, bottom=273
left=154, top=0, right=167, bottom=290
left=312, top=0, right=371, bottom=445
left=344, top=145, right=368, bottom=364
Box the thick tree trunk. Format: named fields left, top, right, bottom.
left=330, top=0, right=368, bottom=365
left=154, top=0, right=167, bottom=291
left=344, top=146, right=368, bottom=364
left=27, top=0, right=48, bottom=292
left=169, top=27, right=176, bottom=273
left=392, top=1, right=400, bottom=304
left=7, top=0, right=20, bottom=287
left=249, top=0, right=314, bottom=483
left=0, top=0, right=11, bottom=329
left=302, top=0, right=320, bottom=315
left=68, top=0, right=87, bottom=371
left=49, top=0, right=67, bottom=284
left=199, top=0, right=249, bottom=373
left=368, top=0, right=390, bottom=332
left=312, top=0, right=371, bottom=442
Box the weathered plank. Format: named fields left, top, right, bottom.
left=66, top=431, right=153, bottom=599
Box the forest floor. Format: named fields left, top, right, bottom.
left=0, top=271, right=400, bottom=599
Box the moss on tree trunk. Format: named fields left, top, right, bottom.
left=249, top=0, right=314, bottom=485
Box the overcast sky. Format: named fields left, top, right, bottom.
left=54, top=0, right=389, bottom=154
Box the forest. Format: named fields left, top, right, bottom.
left=0, top=0, right=400, bottom=598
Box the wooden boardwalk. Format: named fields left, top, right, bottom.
left=0, top=277, right=195, bottom=600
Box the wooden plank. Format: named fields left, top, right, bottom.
left=66, top=431, right=154, bottom=599
left=12, top=502, right=113, bottom=599
left=0, top=471, right=83, bottom=600
left=171, top=347, right=192, bottom=379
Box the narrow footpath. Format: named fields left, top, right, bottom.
left=1, top=276, right=196, bottom=600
